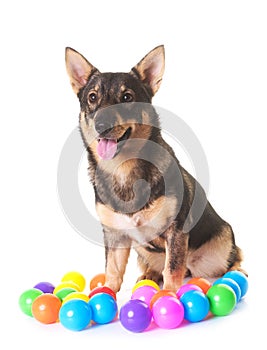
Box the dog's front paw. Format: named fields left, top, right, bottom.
left=162, top=273, right=184, bottom=293
left=104, top=277, right=122, bottom=294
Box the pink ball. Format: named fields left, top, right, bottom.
left=131, top=285, right=158, bottom=305
left=152, top=296, right=184, bottom=329
left=176, top=284, right=202, bottom=299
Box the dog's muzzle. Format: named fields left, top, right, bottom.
left=94, top=107, right=131, bottom=160
left=94, top=109, right=117, bottom=137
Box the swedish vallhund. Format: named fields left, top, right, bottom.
left=65, top=45, right=246, bottom=292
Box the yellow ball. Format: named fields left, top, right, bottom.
left=53, top=281, right=80, bottom=295
left=62, top=292, right=90, bottom=305
left=132, top=279, right=160, bottom=293
left=61, top=271, right=86, bottom=292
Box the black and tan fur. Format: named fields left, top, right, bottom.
left=65, top=45, right=246, bottom=292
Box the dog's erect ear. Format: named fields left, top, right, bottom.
left=65, top=47, right=99, bottom=95
left=131, top=45, right=165, bottom=96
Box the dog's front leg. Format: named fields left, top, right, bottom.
left=103, top=228, right=132, bottom=293
left=162, top=223, right=189, bottom=292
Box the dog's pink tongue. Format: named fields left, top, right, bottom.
left=97, top=138, right=117, bottom=160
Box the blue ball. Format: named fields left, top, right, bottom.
left=89, top=293, right=118, bottom=324
left=59, top=299, right=92, bottom=331
left=213, top=277, right=241, bottom=302
left=224, top=271, right=248, bottom=298
left=180, top=290, right=210, bottom=322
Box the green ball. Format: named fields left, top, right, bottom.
left=207, top=284, right=236, bottom=316
left=19, top=288, right=43, bottom=317
left=55, top=287, right=77, bottom=301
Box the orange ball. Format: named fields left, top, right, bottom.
left=32, top=294, right=61, bottom=324
left=89, top=273, right=106, bottom=290
left=150, top=290, right=177, bottom=309
left=187, top=277, right=211, bottom=294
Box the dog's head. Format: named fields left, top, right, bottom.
left=65, top=46, right=165, bottom=161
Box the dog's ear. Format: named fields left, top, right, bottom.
left=131, top=45, right=165, bottom=96
left=65, top=47, right=99, bottom=95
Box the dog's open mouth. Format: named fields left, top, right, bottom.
left=96, top=127, right=131, bottom=160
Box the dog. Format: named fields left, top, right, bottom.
left=65, top=45, right=246, bottom=292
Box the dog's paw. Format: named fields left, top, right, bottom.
left=228, top=266, right=248, bottom=277
left=136, top=271, right=163, bottom=286
left=162, top=281, right=182, bottom=293
left=104, top=277, right=123, bottom=294
left=162, top=273, right=184, bottom=293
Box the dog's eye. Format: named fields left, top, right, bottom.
left=88, top=92, right=98, bottom=103
left=122, top=92, right=133, bottom=103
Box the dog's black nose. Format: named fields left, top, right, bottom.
left=94, top=109, right=116, bottom=135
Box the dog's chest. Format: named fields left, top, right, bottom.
left=96, top=196, right=178, bottom=244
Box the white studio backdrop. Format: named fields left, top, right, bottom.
left=0, top=0, right=266, bottom=348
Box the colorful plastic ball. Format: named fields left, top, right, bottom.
left=152, top=296, right=184, bottom=329
left=89, top=273, right=106, bottom=290
left=180, top=290, right=210, bottom=322
left=207, top=284, right=236, bottom=316
left=89, top=292, right=118, bottom=324
left=187, top=277, right=212, bottom=294
left=132, top=279, right=160, bottom=293
left=131, top=285, right=158, bottom=305
left=55, top=287, right=77, bottom=301
left=223, top=271, right=248, bottom=298
left=89, top=286, right=117, bottom=300
left=59, top=299, right=92, bottom=331
left=33, top=282, right=55, bottom=294
left=150, top=290, right=177, bottom=309
left=61, top=271, right=86, bottom=292
left=176, top=284, right=202, bottom=299
left=19, top=288, right=43, bottom=317
left=213, top=277, right=241, bottom=302
left=62, top=292, right=90, bottom=305
left=32, top=294, right=62, bottom=324
left=119, top=299, right=152, bottom=333
left=53, top=281, right=79, bottom=295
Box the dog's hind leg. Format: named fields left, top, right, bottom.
left=135, top=246, right=165, bottom=286
left=136, top=257, right=163, bottom=286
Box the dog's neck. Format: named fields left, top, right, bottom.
left=88, top=129, right=180, bottom=215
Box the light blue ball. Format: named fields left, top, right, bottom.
left=213, top=277, right=241, bottom=302
left=89, top=293, right=118, bottom=324
left=180, top=290, right=210, bottom=322
left=59, top=299, right=92, bottom=331
left=224, top=271, right=248, bottom=298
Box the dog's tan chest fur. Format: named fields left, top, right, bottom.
left=96, top=195, right=178, bottom=243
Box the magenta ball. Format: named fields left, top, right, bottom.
left=152, top=296, right=184, bottom=329
left=176, top=284, right=202, bottom=299
left=131, top=285, right=157, bottom=305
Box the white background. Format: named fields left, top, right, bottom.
left=1, top=0, right=266, bottom=348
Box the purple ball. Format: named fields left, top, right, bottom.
left=119, top=299, right=152, bottom=333
left=33, top=282, right=55, bottom=294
